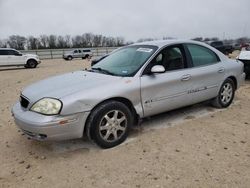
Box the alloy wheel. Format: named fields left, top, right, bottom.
left=220, top=83, right=233, bottom=105
left=99, top=110, right=127, bottom=142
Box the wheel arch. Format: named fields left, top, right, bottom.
left=84, top=97, right=140, bottom=133
left=227, top=76, right=237, bottom=90
left=26, top=58, right=38, bottom=64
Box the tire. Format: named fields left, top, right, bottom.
left=211, top=78, right=235, bottom=108
left=84, top=54, right=90, bottom=59
left=25, top=59, right=37, bottom=68
left=86, top=101, right=133, bottom=148
left=67, top=56, right=73, bottom=60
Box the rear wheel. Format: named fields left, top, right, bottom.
left=25, top=59, right=37, bottom=68
left=86, top=101, right=133, bottom=148
left=67, top=56, right=73, bottom=60
left=211, top=78, right=235, bottom=108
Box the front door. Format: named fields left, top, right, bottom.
left=7, top=50, right=25, bottom=65
left=140, top=45, right=193, bottom=117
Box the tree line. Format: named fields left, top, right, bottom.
left=0, top=34, right=249, bottom=50
left=0, top=33, right=126, bottom=50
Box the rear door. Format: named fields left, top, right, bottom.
left=184, top=43, right=225, bottom=103
left=0, top=50, right=9, bottom=66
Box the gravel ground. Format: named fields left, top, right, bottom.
left=0, top=59, right=249, bottom=188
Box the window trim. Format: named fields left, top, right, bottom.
left=184, top=43, right=221, bottom=68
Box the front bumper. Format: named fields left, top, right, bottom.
left=12, top=103, right=90, bottom=141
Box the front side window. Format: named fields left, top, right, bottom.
left=92, top=45, right=158, bottom=77
left=7, top=50, right=16, bottom=55
left=187, top=44, right=219, bottom=67
left=143, top=45, right=186, bottom=74
left=73, top=50, right=78, bottom=53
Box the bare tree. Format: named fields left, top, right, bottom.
left=65, top=35, right=71, bottom=48
left=7, top=35, right=26, bottom=50
left=39, top=35, right=49, bottom=49
left=72, top=35, right=82, bottom=48
left=27, top=36, right=40, bottom=50
left=57, top=35, right=67, bottom=48
left=0, top=39, right=7, bottom=48
left=48, top=35, right=57, bottom=49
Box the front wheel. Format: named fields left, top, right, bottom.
left=211, top=78, right=235, bottom=108
left=67, top=56, right=73, bottom=60
left=86, top=101, right=133, bottom=148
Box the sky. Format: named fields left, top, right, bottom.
left=0, top=0, right=249, bottom=41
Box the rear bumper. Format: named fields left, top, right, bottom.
left=238, top=72, right=246, bottom=88
left=12, top=103, right=90, bottom=141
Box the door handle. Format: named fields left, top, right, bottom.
left=181, top=74, right=191, bottom=81
left=218, top=67, right=225, bottom=73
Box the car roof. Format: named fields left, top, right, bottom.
left=130, top=39, right=228, bottom=61
left=131, top=39, right=211, bottom=48
left=0, top=48, right=14, bottom=50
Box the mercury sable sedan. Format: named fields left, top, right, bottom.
left=12, top=40, right=245, bottom=148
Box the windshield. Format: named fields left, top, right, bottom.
left=92, top=45, right=158, bottom=77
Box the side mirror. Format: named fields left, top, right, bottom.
left=151, top=65, right=165, bottom=74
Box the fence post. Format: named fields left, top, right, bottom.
left=50, top=50, right=53, bottom=59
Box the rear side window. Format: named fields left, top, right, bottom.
left=187, top=44, right=219, bottom=67
left=0, top=50, right=9, bottom=55
left=83, top=50, right=91, bottom=52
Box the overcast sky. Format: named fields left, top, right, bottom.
left=0, top=0, right=249, bottom=41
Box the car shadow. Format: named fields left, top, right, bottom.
left=0, top=67, right=26, bottom=71
left=24, top=101, right=227, bottom=155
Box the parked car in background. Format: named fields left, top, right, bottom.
left=12, top=40, right=245, bottom=148
left=233, top=43, right=241, bottom=51
left=237, top=49, right=250, bottom=76
left=63, top=49, right=92, bottom=60
left=207, top=41, right=234, bottom=55
left=0, top=48, right=41, bottom=68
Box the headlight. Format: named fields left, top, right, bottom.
left=31, top=98, right=62, bottom=115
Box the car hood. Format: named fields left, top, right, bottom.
left=22, top=71, right=121, bottom=102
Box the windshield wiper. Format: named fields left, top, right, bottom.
left=92, top=67, right=115, bottom=76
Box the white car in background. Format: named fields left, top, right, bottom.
left=0, top=48, right=41, bottom=68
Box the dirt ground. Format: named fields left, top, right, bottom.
left=0, top=59, right=249, bottom=188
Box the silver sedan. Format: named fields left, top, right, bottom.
left=12, top=40, right=245, bottom=148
